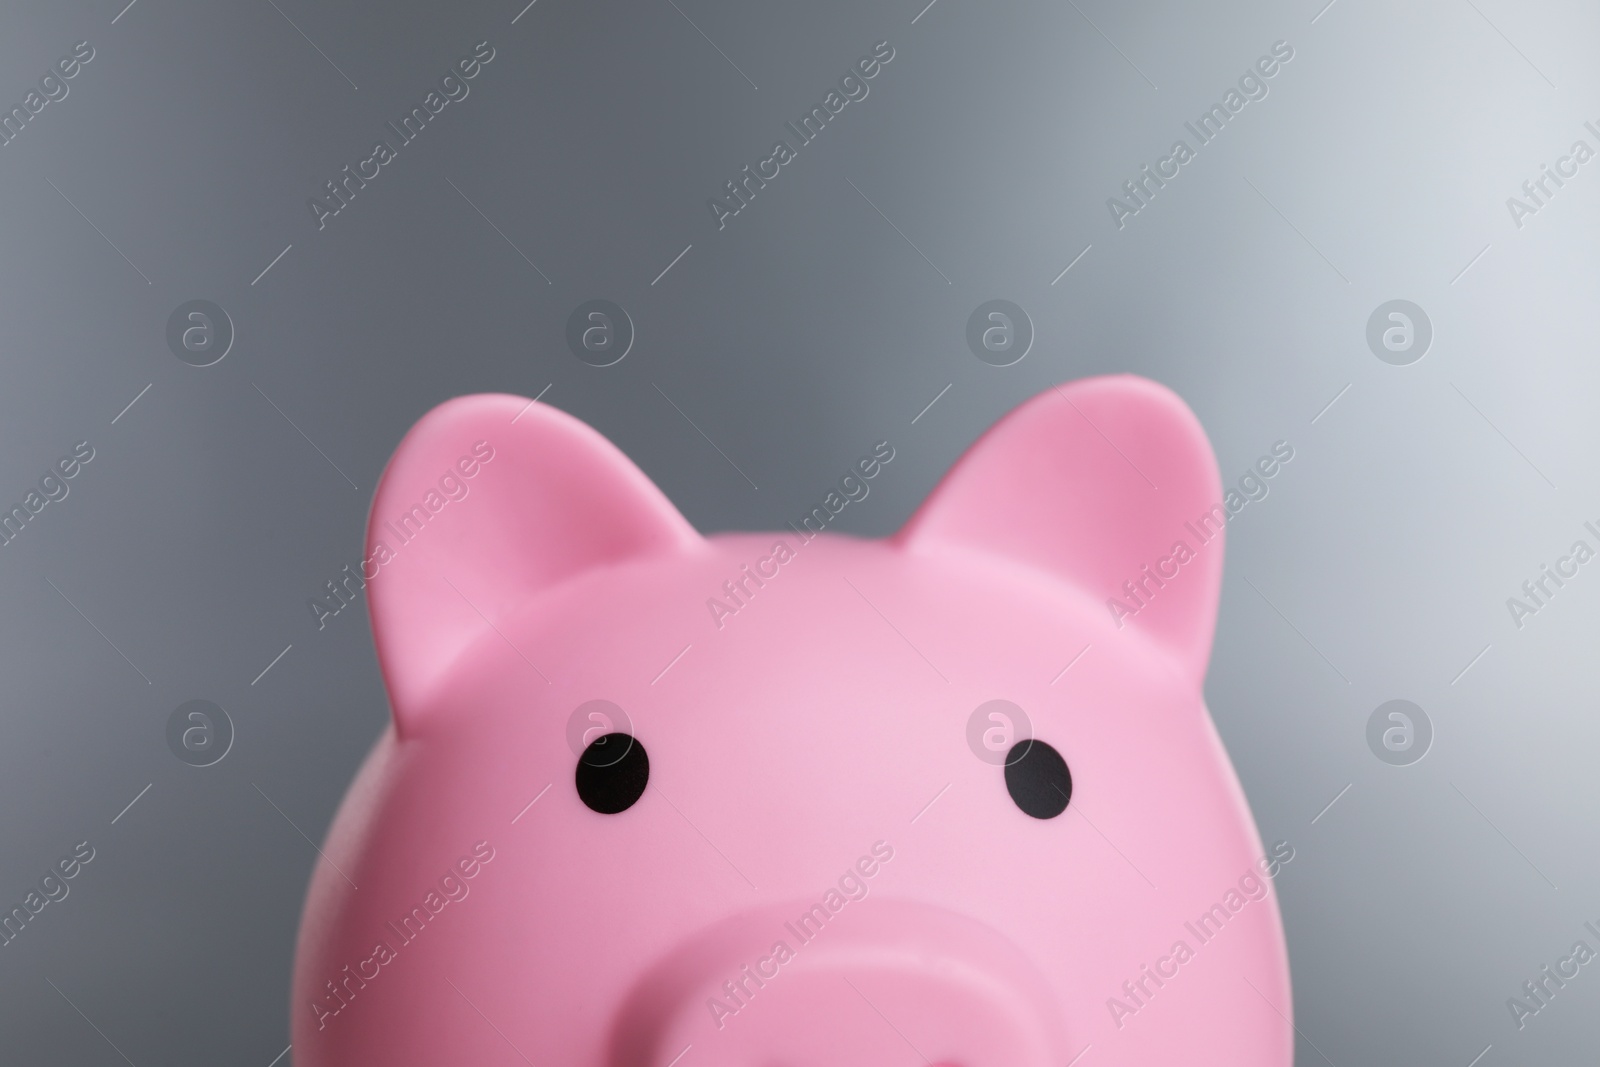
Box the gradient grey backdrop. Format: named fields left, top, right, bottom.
left=1, top=0, right=1596, bottom=1063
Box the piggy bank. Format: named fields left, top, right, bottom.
left=291, top=375, right=1292, bottom=1067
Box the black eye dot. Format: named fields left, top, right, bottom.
left=575, top=732, right=649, bottom=814
left=1004, top=739, right=1072, bottom=819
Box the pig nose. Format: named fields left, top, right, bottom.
left=610, top=899, right=1069, bottom=1067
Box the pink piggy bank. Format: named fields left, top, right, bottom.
left=291, top=375, right=1292, bottom=1067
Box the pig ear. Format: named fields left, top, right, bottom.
left=365, top=394, right=700, bottom=731
left=895, top=376, right=1225, bottom=682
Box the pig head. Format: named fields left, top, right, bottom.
left=290, top=375, right=1292, bottom=1067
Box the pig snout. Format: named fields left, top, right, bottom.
left=611, top=899, right=1069, bottom=1067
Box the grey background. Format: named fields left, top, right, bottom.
left=1, top=0, right=1596, bottom=1063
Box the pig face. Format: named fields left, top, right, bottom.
left=291, top=375, right=1291, bottom=1067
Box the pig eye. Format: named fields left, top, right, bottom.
left=1004, top=739, right=1072, bottom=819
left=576, top=732, right=649, bottom=814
